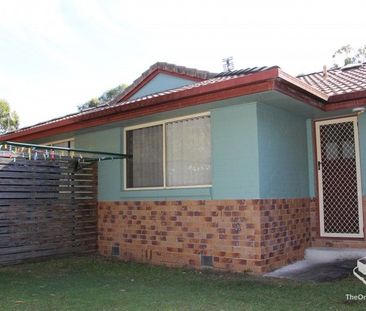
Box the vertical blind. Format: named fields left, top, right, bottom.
left=126, top=115, right=211, bottom=188
left=166, top=116, right=211, bottom=186
left=126, top=125, right=164, bottom=188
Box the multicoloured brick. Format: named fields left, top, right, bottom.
left=98, top=198, right=311, bottom=274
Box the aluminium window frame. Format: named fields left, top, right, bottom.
left=44, top=138, right=75, bottom=158
left=123, top=112, right=212, bottom=191
left=45, top=138, right=75, bottom=148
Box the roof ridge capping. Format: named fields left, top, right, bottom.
left=2, top=64, right=280, bottom=138
left=339, top=62, right=365, bottom=71
left=297, top=62, right=366, bottom=78
left=214, top=65, right=279, bottom=78
left=296, top=62, right=366, bottom=96
left=1, top=65, right=279, bottom=138
left=153, top=62, right=216, bottom=80
left=278, top=69, right=329, bottom=101
left=111, top=62, right=217, bottom=104
left=8, top=62, right=366, bottom=142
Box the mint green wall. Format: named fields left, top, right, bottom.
left=211, top=103, right=259, bottom=198
left=74, top=101, right=314, bottom=201
left=35, top=98, right=323, bottom=201
left=73, top=101, right=260, bottom=201
left=129, top=73, right=196, bottom=100
left=29, top=89, right=366, bottom=201
left=75, top=128, right=122, bottom=201
left=257, top=104, right=309, bottom=198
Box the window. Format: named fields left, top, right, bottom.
left=44, top=139, right=75, bottom=157
left=126, top=125, right=164, bottom=188
left=125, top=113, right=211, bottom=189
left=166, top=116, right=211, bottom=187
left=46, top=139, right=75, bottom=149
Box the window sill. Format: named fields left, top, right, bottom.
left=124, top=185, right=212, bottom=191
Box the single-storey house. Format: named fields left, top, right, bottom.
left=2, top=62, right=366, bottom=273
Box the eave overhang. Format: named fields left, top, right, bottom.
left=2, top=67, right=366, bottom=142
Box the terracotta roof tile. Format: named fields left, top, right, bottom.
left=214, top=66, right=275, bottom=77
left=3, top=66, right=277, bottom=136
left=112, top=62, right=216, bottom=103
left=298, top=63, right=366, bottom=96
left=4, top=61, right=366, bottom=141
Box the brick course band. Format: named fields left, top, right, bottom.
left=98, top=199, right=311, bottom=274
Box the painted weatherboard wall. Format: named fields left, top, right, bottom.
left=129, top=73, right=196, bottom=100
left=73, top=101, right=260, bottom=201
left=257, top=103, right=309, bottom=198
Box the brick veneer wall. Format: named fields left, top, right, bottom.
left=310, top=197, right=366, bottom=248
left=98, top=199, right=311, bottom=274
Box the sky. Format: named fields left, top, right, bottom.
left=0, top=0, right=365, bottom=127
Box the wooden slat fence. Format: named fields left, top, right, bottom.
left=0, top=156, right=98, bottom=265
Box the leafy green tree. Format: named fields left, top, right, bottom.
left=0, top=99, right=19, bottom=134
left=332, top=44, right=366, bottom=68
left=78, top=84, right=127, bottom=111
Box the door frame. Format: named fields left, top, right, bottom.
left=315, top=116, right=364, bottom=238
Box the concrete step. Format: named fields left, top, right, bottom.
left=265, top=247, right=366, bottom=282
left=305, top=247, right=366, bottom=263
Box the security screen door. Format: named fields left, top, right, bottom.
left=315, top=116, right=364, bottom=238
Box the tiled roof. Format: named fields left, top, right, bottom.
left=298, top=63, right=366, bottom=96
left=111, top=64, right=277, bottom=106
left=214, top=66, right=277, bottom=78
left=4, top=62, right=366, bottom=140
left=112, top=62, right=217, bottom=103
left=3, top=66, right=277, bottom=136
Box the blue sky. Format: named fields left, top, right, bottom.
left=1, top=0, right=365, bottom=127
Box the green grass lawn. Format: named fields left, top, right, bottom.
left=1, top=256, right=366, bottom=311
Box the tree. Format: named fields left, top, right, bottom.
left=78, top=98, right=100, bottom=111
left=356, top=45, right=366, bottom=63
left=332, top=44, right=366, bottom=68
left=0, top=99, right=19, bottom=134
left=78, top=84, right=127, bottom=111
